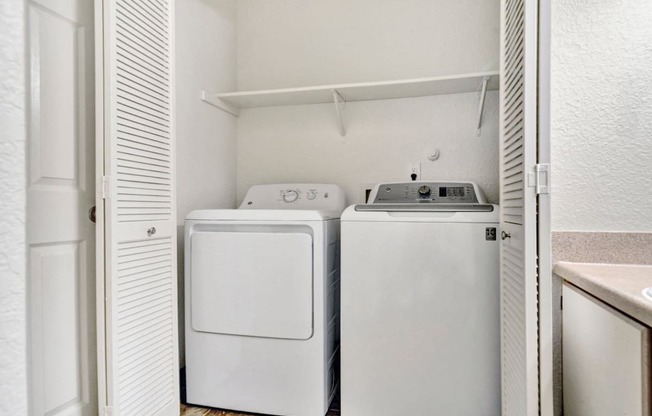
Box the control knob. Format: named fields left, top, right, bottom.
left=283, top=190, right=299, bottom=203
left=418, top=185, right=431, bottom=197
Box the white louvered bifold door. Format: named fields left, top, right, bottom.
left=499, top=0, right=539, bottom=415
left=97, top=0, right=179, bottom=415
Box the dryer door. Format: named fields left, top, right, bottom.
left=190, top=231, right=313, bottom=340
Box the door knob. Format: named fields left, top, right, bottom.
left=501, top=231, right=511, bottom=240
left=88, top=206, right=96, bottom=223
left=147, top=227, right=157, bottom=237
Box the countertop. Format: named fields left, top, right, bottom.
left=554, top=262, right=652, bottom=327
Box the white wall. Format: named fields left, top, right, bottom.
left=237, top=93, right=499, bottom=204
left=176, top=0, right=238, bottom=222
left=0, top=0, right=28, bottom=414
left=551, top=0, right=652, bottom=232
left=236, top=0, right=499, bottom=90
left=176, top=0, right=238, bottom=366
left=235, top=0, right=500, bottom=203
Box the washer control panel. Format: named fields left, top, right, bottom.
left=369, top=182, right=485, bottom=204
left=240, top=183, right=347, bottom=211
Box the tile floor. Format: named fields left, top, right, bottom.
left=180, top=403, right=340, bottom=416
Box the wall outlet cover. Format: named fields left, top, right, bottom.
left=408, top=163, right=421, bottom=180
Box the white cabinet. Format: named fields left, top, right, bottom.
left=562, top=283, right=650, bottom=416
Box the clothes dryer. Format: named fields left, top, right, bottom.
left=341, top=181, right=500, bottom=416
left=185, top=184, right=345, bottom=416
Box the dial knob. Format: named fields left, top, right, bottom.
left=283, top=190, right=299, bottom=203
left=418, top=185, right=431, bottom=197
left=307, top=191, right=317, bottom=200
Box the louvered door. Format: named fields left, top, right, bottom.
left=499, top=0, right=539, bottom=415
left=97, top=0, right=179, bottom=415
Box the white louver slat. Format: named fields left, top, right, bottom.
left=114, top=0, right=172, bottom=224
left=99, top=0, right=178, bottom=415
left=499, top=0, right=539, bottom=415
left=116, top=239, right=175, bottom=416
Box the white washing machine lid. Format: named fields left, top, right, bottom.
left=341, top=205, right=499, bottom=223
left=342, top=180, right=499, bottom=223
left=186, top=209, right=341, bottom=221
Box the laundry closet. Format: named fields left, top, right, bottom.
left=172, top=0, right=513, bottom=412
left=70, top=0, right=549, bottom=414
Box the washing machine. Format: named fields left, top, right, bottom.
left=340, top=181, right=500, bottom=416
left=184, top=183, right=346, bottom=416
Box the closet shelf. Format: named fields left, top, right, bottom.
left=201, top=71, right=499, bottom=136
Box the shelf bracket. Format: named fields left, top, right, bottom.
left=332, top=90, right=346, bottom=137
left=476, top=76, right=490, bottom=135
left=200, top=91, right=240, bottom=117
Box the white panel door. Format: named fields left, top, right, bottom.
left=499, top=0, right=540, bottom=415
left=96, top=0, right=179, bottom=415
left=27, top=0, right=97, bottom=415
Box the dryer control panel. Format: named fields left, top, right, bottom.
left=240, top=183, right=347, bottom=211
left=369, top=182, right=486, bottom=204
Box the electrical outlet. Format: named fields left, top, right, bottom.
left=408, top=163, right=421, bottom=181
left=359, top=183, right=376, bottom=203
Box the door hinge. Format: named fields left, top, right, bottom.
left=104, top=406, right=113, bottom=416
left=101, top=175, right=110, bottom=199
left=528, top=164, right=550, bottom=195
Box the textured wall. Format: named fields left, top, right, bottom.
left=175, top=0, right=238, bottom=367
left=0, top=0, right=28, bottom=414
left=236, top=0, right=500, bottom=203
left=551, top=0, right=652, bottom=231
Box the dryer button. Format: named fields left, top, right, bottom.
left=283, top=190, right=299, bottom=203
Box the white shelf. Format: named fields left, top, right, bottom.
left=201, top=71, right=499, bottom=136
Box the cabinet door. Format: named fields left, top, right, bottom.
left=563, top=283, right=650, bottom=416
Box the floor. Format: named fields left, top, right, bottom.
left=181, top=403, right=340, bottom=416
left=181, top=404, right=249, bottom=416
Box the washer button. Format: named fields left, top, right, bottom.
left=418, top=185, right=431, bottom=197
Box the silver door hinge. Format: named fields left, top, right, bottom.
left=528, top=164, right=550, bottom=195
left=101, top=176, right=110, bottom=199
